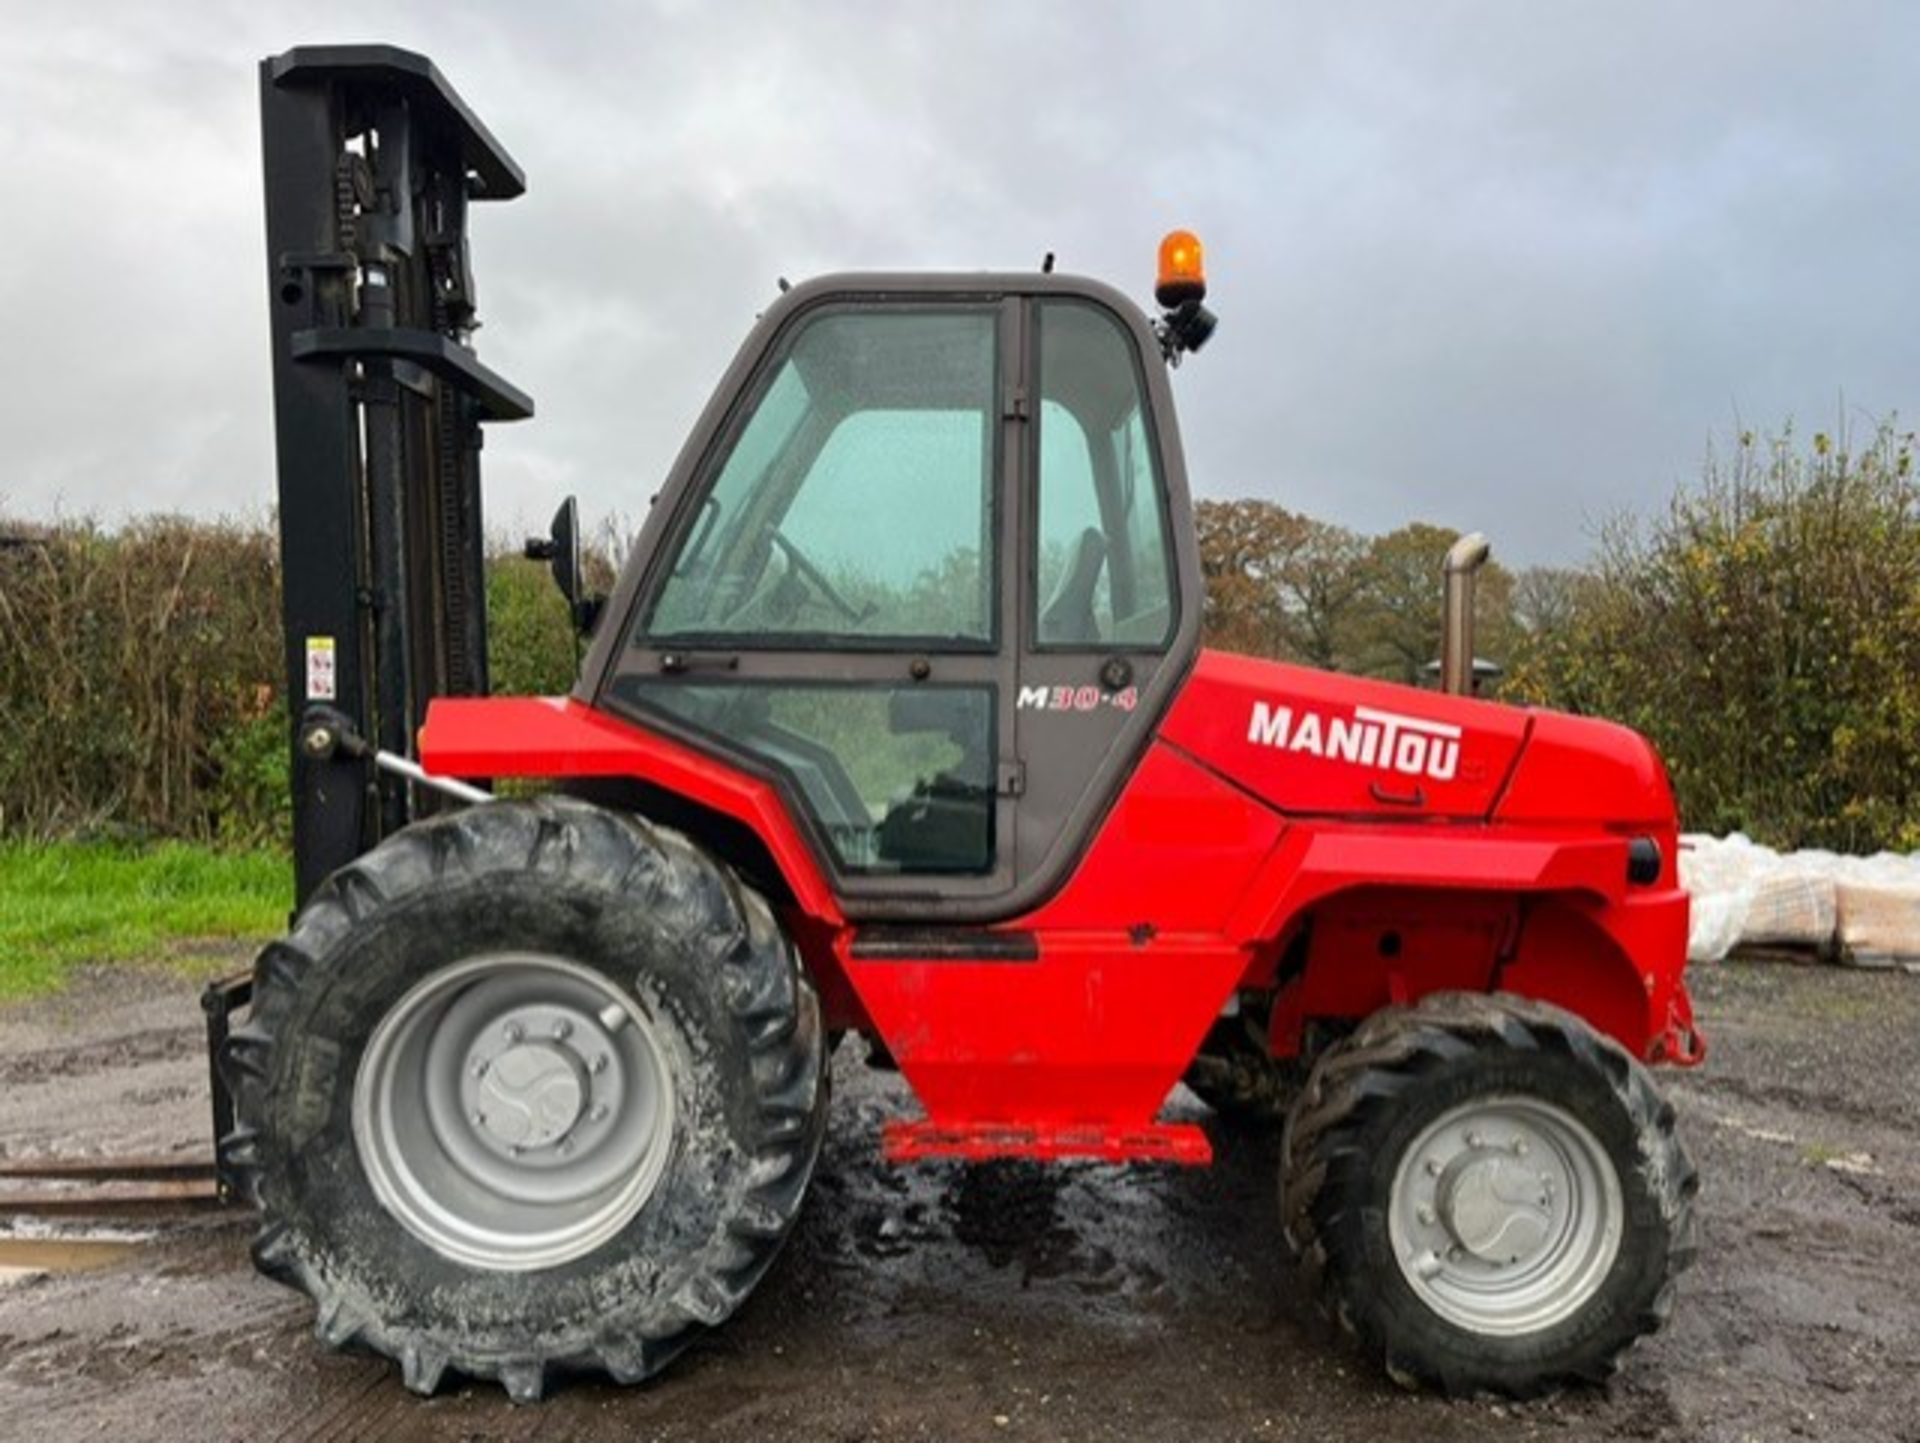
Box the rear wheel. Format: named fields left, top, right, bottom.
left=221, top=797, right=826, bottom=1402
left=1280, top=992, right=1695, bottom=1397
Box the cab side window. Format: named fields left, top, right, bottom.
left=1034, top=301, right=1174, bottom=649
left=647, top=308, right=997, bottom=646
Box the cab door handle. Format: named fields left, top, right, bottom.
left=658, top=652, right=740, bottom=674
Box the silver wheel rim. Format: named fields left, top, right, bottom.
left=353, top=953, right=677, bottom=1272
left=1388, top=1095, right=1623, bottom=1336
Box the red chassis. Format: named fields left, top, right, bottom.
left=420, top=648, right=1703, bottom=1168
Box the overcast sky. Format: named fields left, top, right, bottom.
left=1, top=1, right=1913, bottom=566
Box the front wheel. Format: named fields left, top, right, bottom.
left=220, top=798, right=827, bottom=1402
left=1280, top=992, right=1696, bottom=1397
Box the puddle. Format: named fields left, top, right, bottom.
left=0, top=1233, right=146, bottom=1283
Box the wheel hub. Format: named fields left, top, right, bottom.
left=1388, top=1097, right=1623, bottom=1336
left=1434, top=1147, right=1553, bottom=1264
left=353, top=953, right=678, bottom=1272
left=470, top=1036, right=590, bottom=1152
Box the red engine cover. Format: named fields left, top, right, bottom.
left=1158, top=651, right=1531, bottom=819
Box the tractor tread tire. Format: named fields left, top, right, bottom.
left=1279, top=990, right=1696, bottom=1398
left=219, top=797, right=826, bottom=1403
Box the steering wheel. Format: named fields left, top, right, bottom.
left=770, top=531, right=872, bottom=625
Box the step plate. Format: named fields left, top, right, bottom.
left=882, top=1120, right=1212, bottom=1166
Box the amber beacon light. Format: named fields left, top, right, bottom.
left=1155, top=229, right=1207, bottom=307
left=1153, top=229, right=1216, bottom=359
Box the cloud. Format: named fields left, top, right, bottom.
left=1, top=0, right=1914, bottom=566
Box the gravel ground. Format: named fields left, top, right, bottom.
left=1, top=953, right=1917, bottom=1442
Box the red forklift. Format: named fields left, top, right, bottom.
left=217, top=45, right=1701, bottom=1405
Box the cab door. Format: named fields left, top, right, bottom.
left=1008, top=296, right=1188, bottom=907
left=599, top=279, right=1196, bottom=922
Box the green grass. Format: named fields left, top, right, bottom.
left=0, top=841, right=289, bottom=1000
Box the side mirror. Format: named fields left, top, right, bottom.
left=524, top=496, right=603, bottom=635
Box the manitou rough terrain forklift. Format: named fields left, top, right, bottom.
left=218, top=45, right=1703, bottom=1405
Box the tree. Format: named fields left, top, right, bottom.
left=1346, top=523, right=1455, bottom=684
left=1504, top=421, right=1920, bottom=851
left=1194, top=499, right=1366, bottom=667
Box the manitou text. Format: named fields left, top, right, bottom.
left=1246, top=701, right=1463, bottom=783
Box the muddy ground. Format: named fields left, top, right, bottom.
left=2, top=953, right=1917, bottom=1443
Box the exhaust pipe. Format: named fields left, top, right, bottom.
left=1440, top=532, right=1491, bottom=696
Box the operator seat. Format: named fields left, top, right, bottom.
left=877, top=690, right=993, bottom=872
left=1040, top=527, right=1107, bottom=646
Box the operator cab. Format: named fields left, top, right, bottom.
left=583, top=265, right=1209, bottom=920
